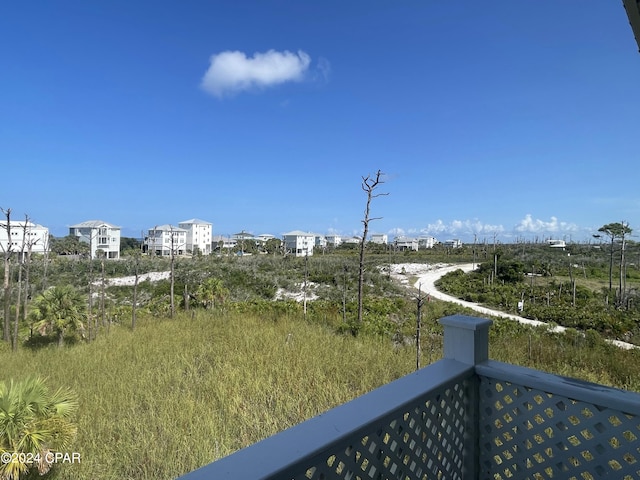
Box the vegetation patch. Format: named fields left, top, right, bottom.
left=1, top=238, right=640, bottom=479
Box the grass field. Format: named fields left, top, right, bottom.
left=2, top=305, right=640, bottom=480
left=0, top=311, right=420, bottom=479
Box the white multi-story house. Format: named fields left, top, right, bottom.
left=282, top=230, right=315, bottom=257
left=342, top=236, right=362, bottom=245
left=145, top=225, right=187, bottom=256
left=178, top=218, right=212, bottom=255
left=314, top=234, right=327, bottom=249
left=394, top=236, right=419, bottom=251
left=325, top=235, right=342, bottom=247
left=0, top=220, right=49, bottom=260
left=418, top=236, right=437, bottom=249
left=212, top=235, right=237, bottom=251
left=256, top=233, right=276, bottom=243
left=69, top=220, right=121, bottom=259
left=444, top=239, right=463, bottom=249
left=370, top=233, right=388, bottom=244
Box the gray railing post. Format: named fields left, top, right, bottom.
left=439, top=315, right=493, bottom=479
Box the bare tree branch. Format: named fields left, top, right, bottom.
left=1, top=207, right=13, bottom=342
left=356, top=170, right=388, bottom=331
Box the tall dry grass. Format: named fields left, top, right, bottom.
left=0, top=311, right=418, bottom=479
left=2, top=303, right=640, bottom=479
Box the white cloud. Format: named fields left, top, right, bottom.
left=514, top=214, right=578, bottom=234
left=201, top=49, right=311, bottom=98
left=388, top=227, right=406, bottom=237
left=421, top=219, right=505, bottom=238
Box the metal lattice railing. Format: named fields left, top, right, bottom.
left=178, top=355, right=476, bottom=480
left=296, top=378, right=470, bottom=480
left=477, top=362, right=640, bottom=480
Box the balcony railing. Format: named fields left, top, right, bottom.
left=177, top=315, right=640, bottom=479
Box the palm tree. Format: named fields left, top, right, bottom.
left=29, top=285, right=86, bottom=347
left=0, top=377, right=78, bottom=480
left=196, top=278, right=229, bottom=309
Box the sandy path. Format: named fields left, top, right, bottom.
left=102, top=271, right=171, bottom=286
left=389, top=263, right=636, bottom=350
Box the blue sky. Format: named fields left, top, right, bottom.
left=2, top=1, right=639, bottom=243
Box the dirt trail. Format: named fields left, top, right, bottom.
left=389, top=263, right=636, bottom=350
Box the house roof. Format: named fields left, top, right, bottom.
left=151, top=224, right=187, bottom=232
left=233, top=231, right=254, bottom=239
left=283, top=230, right=315, bottom=237
left=212, top=235, right=233, bottom=242
left=69, top=220, right=120, bottom=229
left=1, top=221, right=47, bottom=229
left=395, top=236, right=418, bottom=242
left=179, top=218, right=212, bottom=225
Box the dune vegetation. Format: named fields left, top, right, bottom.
left=2, top=241, right=640, bottom=479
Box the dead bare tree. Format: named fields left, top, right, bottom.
left=356, top=170, right=388, bottom=330
left=170, top=229, right=176, bottom=318
left=415, top=284, right=426, bottom=371
left=131, top=246, right=141, bottom=331
left=100, top=255, right=107, bottom=332
left=11, top=220, right=25, bottom=350
left=85, top=231, right=100, bottom=341
left=12, top=215, right=36, bottom=351
left=303, top=252, right=311, bottom=318
left=21, top=227, right=38, bottom=341
left=87, top=255, right=93, bottom=341
left=42, top=231, right=50, bottom=289
left=169, top=226, right=184, bottom=319
left=1, top=207, right=13, bottom=343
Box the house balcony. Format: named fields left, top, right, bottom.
left=177, top=315, right=640, bottom=479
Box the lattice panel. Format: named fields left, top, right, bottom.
left=479, top=376, right=640, bottom=480
left=292, top=379, right=470, bottom=480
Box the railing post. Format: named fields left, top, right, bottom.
left=439, top=314, right=492, bottom=366
left=439, top=315, right=492, bottom=480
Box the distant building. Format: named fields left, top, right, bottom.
left=444, top=239, right=463, bottom=249
left=342, top=236, right=361, bottom=245
left=0, top=220, right=49, bottom=259
left=418, top=236, right=437, bottom=249
left=370, top=233, right=388, bottom=244
left=178, top=218, right=212, bottom=255
left=325, top=235, right=342, bottom=247
left=212, top=235, right=236, bottom=251
left=69, top=220, right=121, bottom=259
left=282, top=230, right=315, bottom=257
left=232, top=231, right=254, bottom=242
left=231, top=231, right=257, bottom=254
left=548, top=239, right=566, bottom=249
left=314, top=234, right=327, bottom=249
left=256, top=233, right=276, bottom=243
left=395, top=236, right=419, bottom=251
left=145, top=225, right=187, bottom=256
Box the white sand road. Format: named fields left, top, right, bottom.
left=388, top=263, right=636, bottom=350
left=102, top=271, right=171, bottom=286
